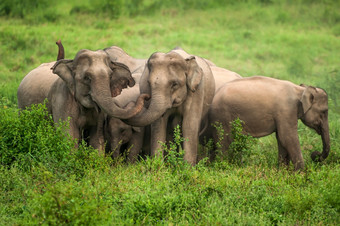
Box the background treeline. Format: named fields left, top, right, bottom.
left=1, top=0, right=340, bottom=21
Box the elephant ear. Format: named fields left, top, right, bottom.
left=51, top=59, right=75, bottom=96
left=185, top=56, right=203, bottom=92
left=301, top=86, right=317, bottom=114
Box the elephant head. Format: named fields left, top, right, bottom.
left=51, top=49, right=149, bottom=119
left=125, top=51, right=203, bottom=127
left=104, top=46, right=147, bottom=74
left=300, top=85, right=330, bottom=162
left=105, top=117, right=133, bottom=156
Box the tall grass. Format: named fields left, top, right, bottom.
left=0, top=0, right=339, bottom=224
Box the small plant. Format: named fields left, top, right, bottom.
left=228, top=118, right=257, bottom=165
left=161, top=124, right=188, bottom=171
left=211, top=121, right=230, bottom=169
left=212, top=119, right=256, bottom=166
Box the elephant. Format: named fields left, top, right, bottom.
left=210, top=66, right=242, bottom=92
left=17, top=40, right=65, bottom=109
left=47, top=49, right=149, bottom=152
left=171, top=47, right=242, bottom=91
left=104, top=84, right=150, bottom=162
left=17, top=61, right=58, bottom=109
left=208, top=76, right=330, bottom=170
left=104, top=46, right=147, bottom=77
left=124, top=49, right=216, bottom=165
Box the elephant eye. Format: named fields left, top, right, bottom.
left=84, top=73, right=91, bottom=83
left=171, top=81, right=179, bottom=89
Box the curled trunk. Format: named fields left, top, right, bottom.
left=124, top=94, right=171, bottom=127
left=311, top=119, right=330, bottom=162
left=91, top=80, right=149, bottom=119
left=56, top=40, right=65, bottom=61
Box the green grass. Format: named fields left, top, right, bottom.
left=0, top=0, right=339, bottom=224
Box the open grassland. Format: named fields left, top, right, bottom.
left=0, top=0, right=339, bottom=224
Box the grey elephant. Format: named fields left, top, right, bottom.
left=17, top=40, right=64, bottom=109
left=210, top=66, right=242, bottom=92
left=125, top=49, right=216, bottom=165
left=104, top=46, right=147, bottom=76
left=171, top=47, right=242, bottom=91
left=208, top=76, right=330, bottom=170
left=48, top=49, right=149, bottom=152
left=104, top=84, right=150, bottom=162
left=17, top=61, right=58, bottom=109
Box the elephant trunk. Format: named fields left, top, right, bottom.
left=124, top=93, right=171, bottom=127
left=311, top=118, right=330, bottom=162
left=111, top=137, right=123, bottom=158
left=91, top=80, right=149, bottom=119
left=56, top=40, right=64, bottom=61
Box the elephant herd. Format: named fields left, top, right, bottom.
left=17, top=41, right=330, bottom=170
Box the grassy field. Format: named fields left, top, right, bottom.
left=1, top=0, right=340, bottom=224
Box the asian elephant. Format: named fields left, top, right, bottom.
left=210, top=66, right=242, bottom=92
left=104, top=84, right=150, bottom=162
left=48, top=49, right=149, bottom=152
left=17, top=40, right=65, bottom=109
left=208, top=76, right=330, bottom=170
left=104, top=46, right=147, bottom=80
left=124, top=49, right=216, bottom=165
left=170, top=47, right=242, bottom=92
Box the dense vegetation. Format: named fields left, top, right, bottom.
left=0, top=0, right=339, bottom=224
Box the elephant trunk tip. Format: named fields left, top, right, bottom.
left=311, top=150, right=329, bottom=162
left=56, top=39, right=65, bottom=61
left=125, top=93, right=150, bottom=118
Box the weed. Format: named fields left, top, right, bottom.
left=161, top=124, right=188, bottom=171
left=228, top=118, right=257, bottom=165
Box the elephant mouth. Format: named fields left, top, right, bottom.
left=111, top=78, right=130, bottom=97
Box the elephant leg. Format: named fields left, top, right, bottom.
left=276, top=132, right=290, bottom=167
left=111, top=138, right=123, bottom=159
left=65, top=120, right=81, bottom=149
left=276, top=122, right=304, bottom=170
left=88, top=126, right=105, bottom=155
left=182, top=113, right=202, bottom=165
left=127, top=128, right=145, bottom=163
left=211, top=122, right=232, bottom=161
left=150, top=115, right=168, bottom=157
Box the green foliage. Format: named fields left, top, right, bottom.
left=161, top=124, right=189, bottom=171
left=0, top=101, right=74, bottom=171
left=0, top=0, right=48, bottom=17
left=0, top=0, right=60, bottom=22
left=211, top=119, right=257, bottom=167
left=0, top=101, right=112, bottom=178
left=228, top=118, right=257, bottom=165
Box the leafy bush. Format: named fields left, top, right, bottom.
left=0, top=101, right=74, bottom=171
left=212, top=119, right=257, bottom=166
left=228, top=118, right=257, bottom=165
left=0, top=0, right=48, bottom=18
left=161, top=124, right=189, bottom=171
left=0, top=100, right=112, bottom=176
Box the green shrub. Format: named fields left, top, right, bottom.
left=0, top=101, right=112, bottom=176
left=228, top=118, right=257, bottom=165
left=212, top=119, right=257, bottom=166
left=161, top=124, right=189, bottom=171
left=0, top=0, right=48, bottom=18
left=0, top=101, right=74, bottom=171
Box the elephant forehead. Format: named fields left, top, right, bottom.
left=149, top=52, right=184, bottom=66
left=75, top=50, right=109, bottom=64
